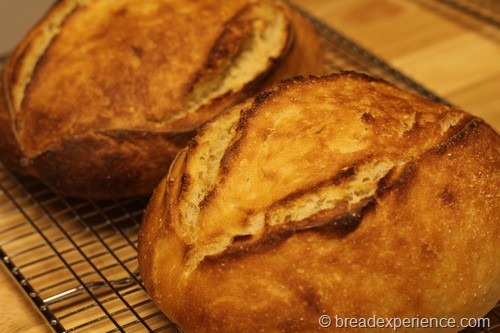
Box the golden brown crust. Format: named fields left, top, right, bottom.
left=259, top=1, right=325, bottom=90
left=0, top=0, right=325, bottom=199
left=138, top=72, right=500, bottom=333
left=0, top=63, right=25, bottom=172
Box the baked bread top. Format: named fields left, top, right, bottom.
left=0, top=0, right=324, bottom=198
left=138, top=72, right=500, bottom=332
left=155, top=72, right=495, bottom=273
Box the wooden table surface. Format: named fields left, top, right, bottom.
left=0, top=0, right=499, bottom=332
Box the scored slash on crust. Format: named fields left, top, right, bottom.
left=166, top=72, right=476, bottom=274
left=0, top=0, right=325, bottom=199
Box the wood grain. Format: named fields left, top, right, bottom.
left=0, top=266, right=52, bottom=333
left=0, top=0, right=498, bottom=332
left=293, top=0, right=500, bottom=130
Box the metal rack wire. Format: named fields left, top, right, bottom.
left=1, top=3, right=499, bottom=333
left=434, top=0, right=500, bottom=28
left=0, top=168, right=177, bottom=332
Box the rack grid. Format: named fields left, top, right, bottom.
left=434, top=0, right=500, bottom=28
left=1, top=1, right=499, bottom=332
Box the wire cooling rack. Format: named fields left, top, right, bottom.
left=433, top=0, right=500, bottom=28
left=1, top=3, right=499, bottom=333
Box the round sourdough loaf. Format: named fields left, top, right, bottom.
left=138, top=72, right=500, bottom=333
left=0, top=0, right=324, bottom=199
